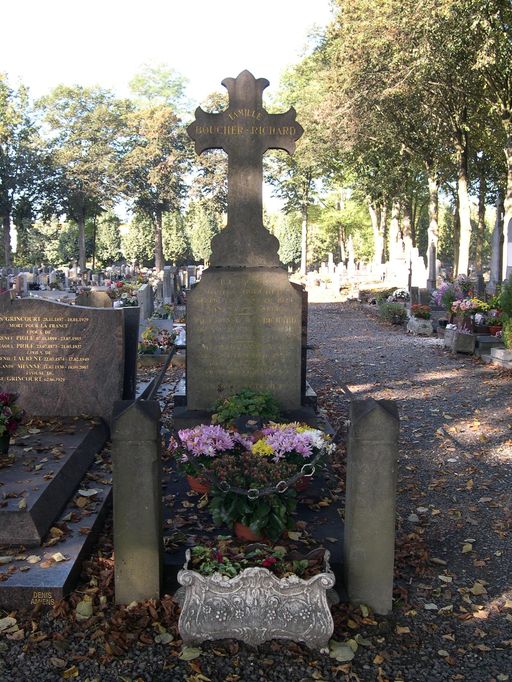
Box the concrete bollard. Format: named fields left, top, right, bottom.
left=112, top=400, right=162, bottom=604
left=344, top=399, right=399, bottom=615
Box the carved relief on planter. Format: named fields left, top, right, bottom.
left=177, top=549, right=335, bottom=651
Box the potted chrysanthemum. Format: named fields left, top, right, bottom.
left=169, top=424, right=252, bottom=493
left=207, top=423, right=334, bottom=541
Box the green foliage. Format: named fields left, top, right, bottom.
left=209, top=490, right=296, bottom=543
left=502, top=319, right=512, bottom=349
left=122, top=213, right=154, bottom=266
left=94, top=211, right=122, bottom=266
left=38, top=84, right=132, bottom=270
left=211, top=389, right=281, bottom=425
left=163, top=211, right=191, bottom=264
left=267, top=211, right=301, bottom=267
left=378, top=302, right=408, bottom=325
left=129, top=63, right=189, bottom=112
left=184, top=201, right=221, bottom=264
left=499, top=275, right=512, bottom=319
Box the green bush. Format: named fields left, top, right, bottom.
left=211, top=388, right=281, bottom=425
left=379, top=302, right=408, bottom=325
left=499, top=275, right=512, bottom=318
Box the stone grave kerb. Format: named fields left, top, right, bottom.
left=187, top=69, right=303, bottom=268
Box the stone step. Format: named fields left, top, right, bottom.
left=0, top=418, right=108, bottom=546
left=0, top=451, right=112, bottom=609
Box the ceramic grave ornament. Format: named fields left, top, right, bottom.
left=187, top=70, right=303, bottom=267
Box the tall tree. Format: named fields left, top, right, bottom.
left=121, top=104, right=190, bottom=271
left=129, top=63, right=189, bottom=113
left=38, top=85, right=131, bottom=272
left=0, top=74, right=46, bottom=266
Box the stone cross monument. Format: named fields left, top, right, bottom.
left=187, top=70, right=303, bottom=267
left=185, top=71, right=305, bottom=412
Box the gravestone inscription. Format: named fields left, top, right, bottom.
left=186, top=71, right=304, bottom=410
left=0, top=293, right=125, bottom=421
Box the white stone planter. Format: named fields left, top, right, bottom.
left=177, top=549, right=335, bottom=651
left=407, top=317, right=434, bottom=336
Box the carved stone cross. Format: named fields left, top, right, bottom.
left=187, top=70, right=303, bottom=267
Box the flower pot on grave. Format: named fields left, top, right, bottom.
left=0, top=434, right=10, bottom=455
left=455, top=315, right=473, bottom=333
left=186, top=474, right=211, bottom=495
left=489, top=325, right=503, bottom=336
left=177, top=548, right=335, bottom=651
left=233, top=521, right=268, bottom=543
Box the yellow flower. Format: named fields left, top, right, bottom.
left=251, top=440, right=274, bottom=457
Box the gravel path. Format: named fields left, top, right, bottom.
left=1, top=301, right=511, bottom=681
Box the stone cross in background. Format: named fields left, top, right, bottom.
left=187, top=70, right=303, bottom=267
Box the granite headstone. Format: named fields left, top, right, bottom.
left=0, top=293, right=125, bottom=421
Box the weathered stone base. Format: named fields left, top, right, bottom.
left=490, top=347, right=512, bottom=369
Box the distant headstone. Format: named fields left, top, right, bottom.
left=136, top=283, right=153, bottom=320
left=186, top=71, right=304, bottom=410
left=75, top=291, right=113, bottom=308
left=0, top=294, right=126, bottom=421
left=163, top=266, right=174, bottom=304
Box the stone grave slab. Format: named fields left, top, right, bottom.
left=0, top=293, right=125, bottom=422
left=0, top=452, right=111, bottom=609
left=0, top=417, right=108, bottom=545
left=187, top=268, right=302, bottom=410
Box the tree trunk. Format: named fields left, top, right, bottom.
left=300, top=204, right=308, bottom=276
left=77, top=214, right=87, bottom=273
left=427, top=172, right=439, bottom=289
left=154, top=208, right=164, bottom=272
left=368, top=198, right=384, bottom=267
left=388, top=200, right=400, bottom=261
left=453, top=199, right=460, bottom=277
left=2, top=214, right=11, bottom=267
left=489, top=189, right=504, bottom=293
left=401, top=202, right=413, bottom=261
left=475, top=165, right=486, bottom=273
left=502, top=129, right=512, bottom=281
left=455, top=130, right=472, bottom=276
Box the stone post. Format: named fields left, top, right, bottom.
left=344, top=399, right=399, bottom=615
left=136, top=283, right=153, bottom=320
left=112, top=400, right=162, bottom=604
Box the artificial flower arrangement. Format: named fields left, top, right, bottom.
left=138, top=324, right=177, bottom=354
left=0, top=392, right=24, bottom=442
left=108, top=281, right=139, bottom=307
left=169, top=422, right=335, bottom=541
left=410, top=304, right=431, bottom=320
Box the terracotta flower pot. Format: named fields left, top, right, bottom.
left=186, top=474, right=211, bottom=494
left=294, top=475, right=311, bottom=492
left=489, top=325, right=503, bottom=336
left=233, top=522, right=267, bottom=543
